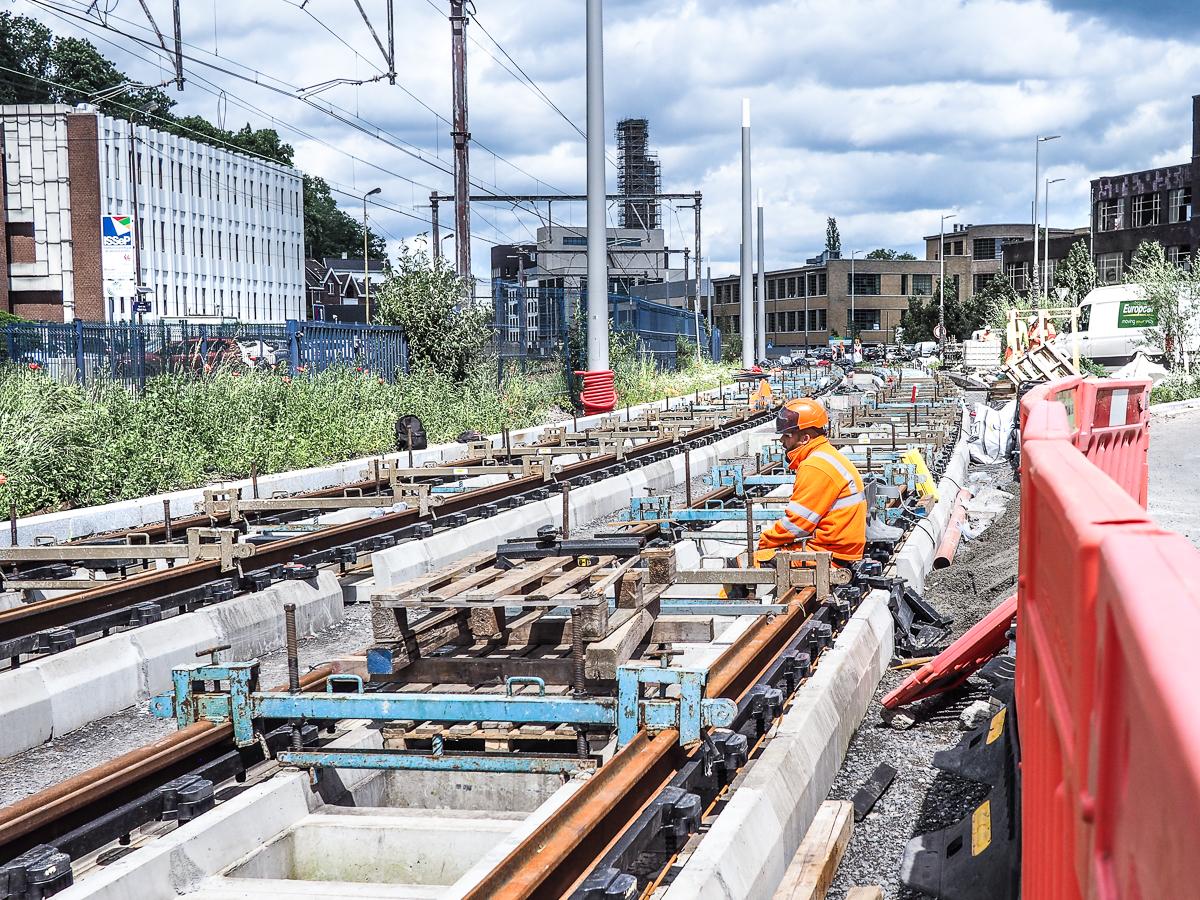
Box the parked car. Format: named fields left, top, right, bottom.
left=163, top=337, right=247, bottom=373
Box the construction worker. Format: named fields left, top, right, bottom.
left=756, top=398, right=866, bottom=568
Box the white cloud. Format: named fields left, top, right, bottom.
left=18, top=0, right=1200, bottom=278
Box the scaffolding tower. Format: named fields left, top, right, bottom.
left=617, top=118, right=661, bottom=230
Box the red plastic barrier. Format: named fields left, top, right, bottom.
left=1019, top=376, right=1150, bottom=507
left=881, top=592, right=1016, bottom=709
left=574, top=369, right=617, bottom=415
left=1017, top=389, right=1200, bottom=899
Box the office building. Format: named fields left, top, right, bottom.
left=0, top=103, right=305, bottom=323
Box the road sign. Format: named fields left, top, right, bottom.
left=132, top=298, right=152, bottom=314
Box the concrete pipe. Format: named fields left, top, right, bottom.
left=933, top=489, right=973, bottom=570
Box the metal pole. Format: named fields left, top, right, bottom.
left=450, top=0, right=472, bottom=281
left=740, top=98, right=754, bottom=369
left=363, top=194, right=370, bottom=322
left=756, top=190, right=766, bottom=362
left=851, top=250, right=857, bottom=351
left=693, top=193, right=702, bottom=362
left=431, top=192, right=441, bottom=261
left=1043, top=178, right=1064, bottom=302
left=939, top=214, right=955, bottom=353
left=562, top=482, right=571, bottom=541
left=1033, top=137, right=1040, bottom=299
left=585, top=0, right=609, bottom=370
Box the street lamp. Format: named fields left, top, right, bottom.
left=362, top=187, right=381, bottom=322
left=1033, top=135, right=1061, bottom=298
left=849, top=249, right=861, bottom=353
left=939, top=213, right=956, bottom=353
left=1043, top=177, right=1065, bottom=302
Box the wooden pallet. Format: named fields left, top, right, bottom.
left=1003, top=341, right=1079, bottom=385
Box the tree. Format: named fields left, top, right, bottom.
left=372, top=245, right=487, bottom=378
left=1053, top=239, right=1097, bottom=307
left=901, top=277, right=987, bottom=342
left=1125, top=240, right=1200, bottom=373
left=825, top=217, right=841, bottom=256
left=865, top=248, right=918, bottom=260
left=303, top=176, right=386, bottom=261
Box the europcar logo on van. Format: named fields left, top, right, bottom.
left=1117, top=300, right=1157, bottom=329
left=101, top=215, right=133, bottom=247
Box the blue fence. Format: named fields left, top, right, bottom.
left=492, top=281, right=712, bottom=371
left=1, top=319, right=409, bottom=391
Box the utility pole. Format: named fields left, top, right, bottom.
left=1033, top=134, right=1060, bottom=299
left=449, top=0, right=472, bottom=281
left=171, top=0, right=184, bottom=90
left=755, top=189, right=766, bottom=361
left=1044, top=177, right=1064, bottom=302
left=127, top=120, right=143, bottom=321
left=430, top=191, right=441, bottom=261
left=940, top=213, right=956, bottom=354
left=585, top=0, right=608, bottom=370
left=693, top=193, right=702, bottom=360
left=740, top=98, right=754, bottom=369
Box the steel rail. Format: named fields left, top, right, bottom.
left=0, top=408, right=770, bottom=645
left=0, top=665, right=333, bottom=860
left=462, top=587, right=817, bottom=899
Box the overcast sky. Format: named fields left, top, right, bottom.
left=18, top=0, right=1200, bottom=281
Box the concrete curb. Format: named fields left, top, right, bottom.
left=1149, top=396, right=1200, bottom=418
left=4, top=387, right=739, bottom=548
left=664, top=593, right=894, bottom=898
left=0, top=572, right=344, bottom=760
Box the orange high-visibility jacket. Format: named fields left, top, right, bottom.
left=756, top=435, right=866, bottom=565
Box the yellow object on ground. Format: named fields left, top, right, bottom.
left=901, top=448, right=938, bottom=501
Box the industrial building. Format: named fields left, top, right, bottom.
left=710, top=254, right=944, bottom=349
left=919, top=222, right=1078, bottom=296
left=0, top=103, right=305, bottom=324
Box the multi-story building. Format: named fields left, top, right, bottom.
left=0, top=103, right=305, bottom=323
left=493, top=226, right=681, bottom=296
left=710, top=255, right=946, bottom=350
left=1086, top=94, right=1198, bottom=284
left=305, top=256, right=386, bottom=323
left=1000, top=228, right=1090, bottom=295
left=920, top=222, right=1071, bottom=297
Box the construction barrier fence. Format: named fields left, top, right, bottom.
left=1018, top=377, right=1200, bottom=899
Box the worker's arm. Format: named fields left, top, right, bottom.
left=757, top=467, right=843, bottom=550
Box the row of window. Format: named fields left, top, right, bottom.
left=138, top=217, right=300, bottom=269
left=560, top=236, right=645, bottom=247
left=1007, top=246, right=1192, bottom=289
left=1097, top=188, right=1191, bottom=232
left=936, top=236, right=1025, bottom=260
left=718, top=308, right=829, bottom=335
left=714, top=272, right=832, bottom=305
left=112, top=283, right=298, bottom=320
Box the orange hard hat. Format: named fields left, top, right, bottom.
left=775, top=397, right=829, bottom=434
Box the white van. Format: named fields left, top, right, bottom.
left=1060, top=284, right=1199, bottom=367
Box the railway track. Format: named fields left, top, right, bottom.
left=0, top=369, right=964, bottom=899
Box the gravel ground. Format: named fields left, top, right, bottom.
left=826, top=461, right=1019, bottom=900
left=0, top=458, right=725, bottom=807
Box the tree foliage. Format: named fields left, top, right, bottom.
left=1125, top=240, right=1200, bottom=373
left=1052, top=239, right=1097, bottom=307
left=825, top=217, right=841, bottom=256
left=0, top=11, right=383, bottom=263
left=372, top=245, right=485, bottom=378
left=865, top=248, right=917, bottom=260
left=901, top=277, right=988, bottom=342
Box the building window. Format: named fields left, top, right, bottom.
left=1098, top=198, right=1124, bottom=232
left=563, top=235, right=587, bottom=247
left=1169, top=187, right=1192, bottom=224
left=767, top=280, right=777, bottom=300
left=847, top=273, right=881, bottom=295
left=1167, top=245, right=1192, bottom=267
left=806, top=272, right=827, bottom=296
left=1132, top=193, right=1161, bottom=228
left=1006, top=262, right=1029, bottom=293
left=1097, top=252, right=1123, bottom=284
left=848, top=309, right=882, bottom=332
left=973, top=273, right=995, bottom=293
left=911, top=274, right=933, bottom=295
left=972, top=238, right=999, bottom=260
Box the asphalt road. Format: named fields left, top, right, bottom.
left=1148, top=405, right=1200, bottom=548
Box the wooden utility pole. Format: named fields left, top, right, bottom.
left=449, top=1, right=472, bottom=281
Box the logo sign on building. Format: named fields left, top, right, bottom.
left=1117, top=300, right=1157, bottom=329
left=101, top=214, right=136, bottom=299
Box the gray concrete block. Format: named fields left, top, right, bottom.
left=0, top=666, right=52, bottom=758
left=33, top=632, right=143, bottom=737
left=127, top=614, right=222, bottom=699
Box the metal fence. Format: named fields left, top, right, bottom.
left=492, top=280, right=713, bottom=371
left=1, top=319, right=409, bottom=391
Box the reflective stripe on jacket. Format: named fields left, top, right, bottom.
left=756, top=435, right=866, bottom=564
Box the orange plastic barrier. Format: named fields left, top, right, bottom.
left=1017, top=387, right=1200, bottom=899
left=1020, top=376, right=1150, bottom=506
left=574, top=369, right=617, bottom=415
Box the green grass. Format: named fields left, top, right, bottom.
left=0, top=355, right=734, bottom=517
left=1150, top=374, right=1200, bottom=405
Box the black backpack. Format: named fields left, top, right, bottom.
left=395, top=415, right=428, bottom=451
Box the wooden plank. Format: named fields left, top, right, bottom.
left=649, top=615, right=715, bottom=644
left=423, top=566, right=505, bottom=602
left=585, top=608, right=655, bottom=680
left=529, top=556, right=617, bottom=599
left=462, top=556, right=570, bottom=602
left=845, top=888, right=883, bottom=900
left=370, top=551, right=495, bottom=602
left=772, top=800, right=854, bottom=900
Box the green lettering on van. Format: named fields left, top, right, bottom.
left=1117, top=300, right=1157, bottom=328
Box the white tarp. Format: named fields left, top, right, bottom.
left=967, top=399, right=1017, bottom=464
